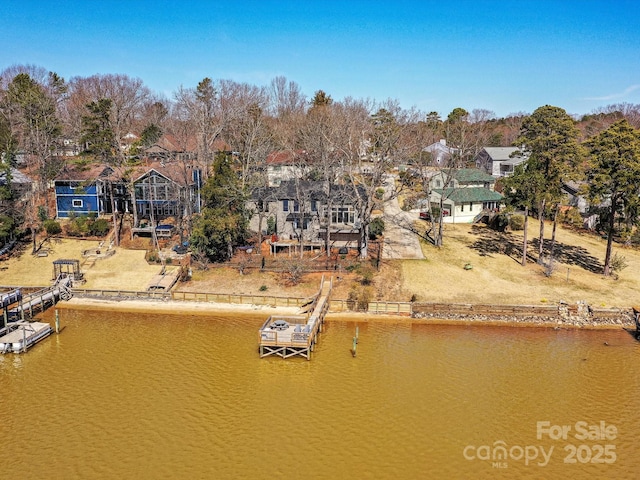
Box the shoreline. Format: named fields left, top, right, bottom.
left=56, top=297, right=636, bottom=331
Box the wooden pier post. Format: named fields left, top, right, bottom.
left=55, top=310, right=60, bottom=334
left=351, top=326, right=359, bottom=357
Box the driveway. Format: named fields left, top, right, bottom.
left=381, top=175, right=425, bottom=260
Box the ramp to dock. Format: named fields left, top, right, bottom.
left=259, top=276, right=332, bottom=360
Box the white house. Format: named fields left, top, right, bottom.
left=423, top=139, right=458, bottom=165
left=474, top=147, right=527, bottom=177
left=421, top=169, right=503, bottom=223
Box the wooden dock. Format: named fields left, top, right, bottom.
left=0, top=321, right=53, bottom=354
left=258, top=276, right=332, bottom=360
left=2, top=278, right=72, bottom=326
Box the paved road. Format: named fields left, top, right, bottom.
left=381, top=175, right=425, bottom=260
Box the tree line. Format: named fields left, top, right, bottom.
left=1, top=63, right=640, bottom=268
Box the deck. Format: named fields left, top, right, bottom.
left=146, top=267, right=180, bottom=291
left=259, top=276, right=332, bottom=360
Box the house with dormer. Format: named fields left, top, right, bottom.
left=420, top=168, right=503, bottom=223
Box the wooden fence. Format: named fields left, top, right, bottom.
left=72, top=288, right=172, bottom=300
left=412, top=303, right=560, bottom=317
left=329, top=299, right=412, bottom=314
left=171, top=291, right=310, bottom=307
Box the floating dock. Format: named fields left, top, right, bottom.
left=259, top=276, right=332, bottom=360
left=0, top=321, right=53, bottom=354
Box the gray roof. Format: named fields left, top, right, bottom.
left=0, top=168, right=32, bottom=186
left=501, top=157, right=527, bottom=166
left=482, top=147, right=523, bottom=161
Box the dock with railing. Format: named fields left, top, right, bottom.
left=258, top=276, right=332, bottom=360
left=2, top=278, right=72, bottom=327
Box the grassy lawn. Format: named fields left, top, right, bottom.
left=1, top=238, right=164, bottom=291
left=400, top=220, right=640, bottom=307
left=3, top=219, right=639, bottom=309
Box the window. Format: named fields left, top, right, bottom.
left=293, top=217, right=310, bottom=230
left=435, top=180, right=442, bottom=188
left=311, top=200, right=317, bottom=212
left=331, top=206, right=355, bottom=224
left=283, top=200, right=289, bottom=212
left=72, top=199, right=83, bottom=208
left=294, top=201, right=299, bottom=212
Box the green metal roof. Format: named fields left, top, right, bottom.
left=452, top=168, right=496, bottom=184
left=433, top=187, right=503, bottom=203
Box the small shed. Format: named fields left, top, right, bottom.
left=52, top=259, right=83, bottom=282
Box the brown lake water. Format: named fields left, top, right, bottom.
left=1, top=308, right=639, bottom=479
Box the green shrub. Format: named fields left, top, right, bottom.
left=509, top=214, right=524, bottom=231
left=38, top=206, right=48, bottom=222
left=259, top=285, right=268, bottom=292
left=43, top=219, right=62, bottom=236
left=562, top=208, right=583, bottom=228
left=375, top=188, right=385, bottom=200
left=266, top=217, right=276, bottom=235
left=492, top=213, right=510, bottom=232
left=369, top=218, right=385, bottom=240
left=610, top=253, right=628, bottom=274
left=90, top=218, right=110, bottom=236
left=146, top=250, right=160, bottom=263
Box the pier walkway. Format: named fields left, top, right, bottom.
left=258, top=276, right=332, bottom=360
left=2, top=278, right=72, bottom=327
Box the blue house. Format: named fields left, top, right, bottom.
left=54, top=165, right=124, bottom=218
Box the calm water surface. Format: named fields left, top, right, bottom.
left=1, top=308, right=639, bottom=479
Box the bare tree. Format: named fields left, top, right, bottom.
left=68, top=74, right=151, bottom=163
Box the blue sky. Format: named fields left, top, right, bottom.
left=2, top=0, right=639, bottom=118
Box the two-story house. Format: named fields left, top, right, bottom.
left=249, top=179, right=366, bottom=253
left=54, top=164, right=126, bottom=218
left=474, top=147, right=527, bottom=177
left=129, top=161, right=201, bottom=221
left=422, top=168, right=503, bottom=223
